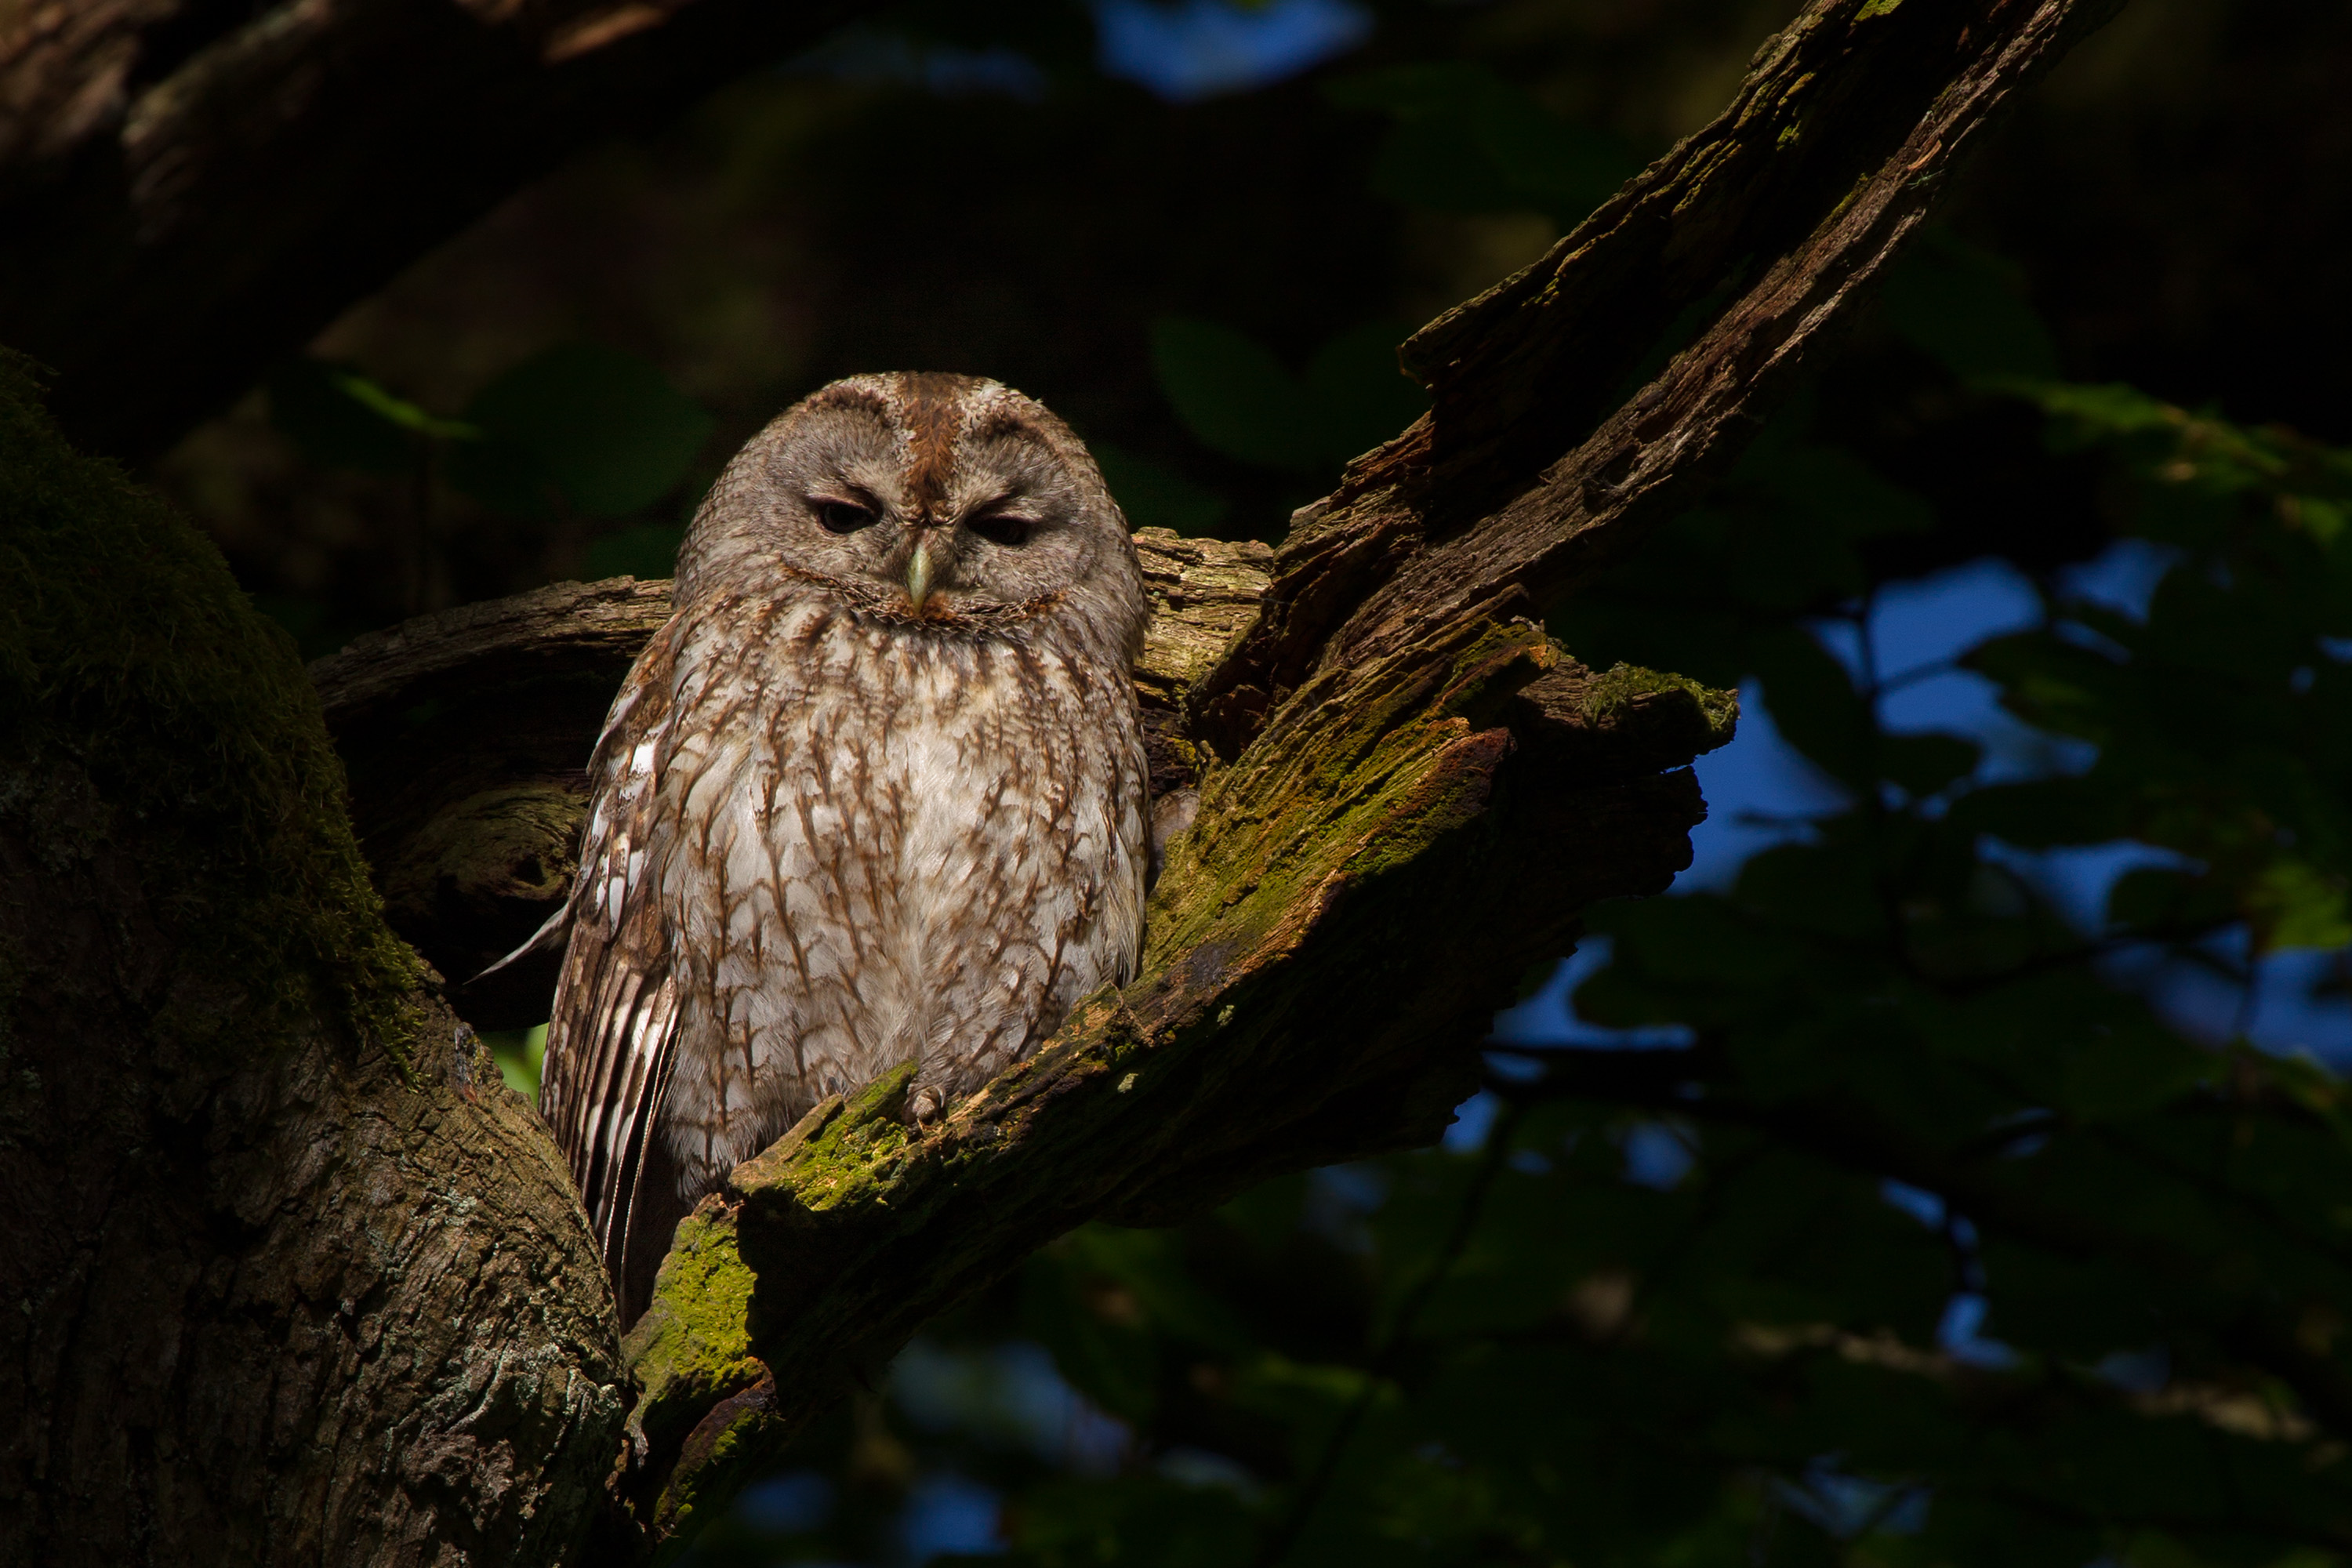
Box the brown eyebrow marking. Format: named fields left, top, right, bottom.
left=896, top=371, right=975, bottom=521
left=803, top=383, right=895, bottom=419
left=967, top=404, right=1043, bottom=445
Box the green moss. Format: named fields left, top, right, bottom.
left=624, top=1202, right=779, bottom=1556
left=1582, top=661, right=1740, bottom=745
left=1141, top=625, right=1556, bottom=972
left=732, top=1058, right=925, bottom=1215
left=0, top=350, right=425, bottom=1062
left=627, top=1206, right=764, bottom=1388
left=789, top=1061, right=919, bottom=1199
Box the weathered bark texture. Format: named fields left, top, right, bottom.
left=0, top=0, right=868, bottom=461
left=0, top=356, right=626, bottom=1563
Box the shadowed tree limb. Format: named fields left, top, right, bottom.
left=0, top=0, right=873, bottom=460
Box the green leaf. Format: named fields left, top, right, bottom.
left=2246, top=859, right=2352, bottom=951
left=1881, top=731, right=1982, bottom=795
left=1091, top=442, right=1231, bottom=533
left=1301, top=322, right=1428, bottom=463
left=1751, top=627, right=1875, bottom=788
left=1149, top=317, right=1323, bottom=470
left=2107, top=867, right=2232, bottom=932
left=1878, top=230, right=2061, bottom=381
left=1736, top=842, right=1886, bottom=942
left=1467, top=89, right=1634, bottom=221
left=1321, top=60, right=1488, bottom=117
left=1585, top=893, right=1809, bottom=996
left=1367, top=116, right=1529, bottom=215
left=460, top=343, right=713, bottom=517
left=267, top=358, right=422, bottom=474
left=1022, top=1249, right=1160, bottom=1423
left=1004, top=1476, right=1258, bottom=1567
left=1947, top=777, right=2125, bottom=847
left=1149, top=318, right=1428, bottom=470
left=1331, top=62, right=1636, bottom=227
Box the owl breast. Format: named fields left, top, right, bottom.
left=645, top=592, right=1149, bottom=1194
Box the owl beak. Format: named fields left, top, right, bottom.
left=904, top=538, right=937, bottom=612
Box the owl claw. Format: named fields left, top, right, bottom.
left=909, top=1085, right=945, bottom=1124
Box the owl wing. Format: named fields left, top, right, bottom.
left=539, top=638, right=693, bottom=1324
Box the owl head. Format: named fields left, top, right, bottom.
left=677, top=372, right=1148, bottom=662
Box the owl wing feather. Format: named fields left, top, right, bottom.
left=539, top=627, right=695, bottom=1323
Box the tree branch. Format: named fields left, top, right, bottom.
left=0, top=0, right=873, bottom=459
left=1194, top=0, right=2126, bottom=753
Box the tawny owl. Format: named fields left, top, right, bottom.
left=533, top=372, right=1152, bottom=1326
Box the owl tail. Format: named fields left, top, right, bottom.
left=470, top=900, right=574, bottom=985
left=614, top=1135, right=691, bottom=1331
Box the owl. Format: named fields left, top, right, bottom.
left=534, top=372, right=1152, bottom=1327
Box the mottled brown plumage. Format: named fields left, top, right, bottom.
left=535, top=374, right=1151, bottom=1324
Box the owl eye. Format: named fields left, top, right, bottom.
left=812, top=499, right=876, bottom=535
left=965, top=514, right=1034, bottom=548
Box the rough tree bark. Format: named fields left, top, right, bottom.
left=0, top=0, right=872, bottom=461
left=0, top=0, right=2121, bottom=1560
left=0, top=352, right=626, bottom=1562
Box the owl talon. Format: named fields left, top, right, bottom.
left=909, top=1086, right=945, bottom=1124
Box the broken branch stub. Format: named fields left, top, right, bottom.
left=1195, top=0, right=2127, bottom=755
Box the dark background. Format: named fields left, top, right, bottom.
left=156, top=0, right=2352, bottom=651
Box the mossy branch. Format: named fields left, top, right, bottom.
left=583, top=0, right=2118, bottom=1552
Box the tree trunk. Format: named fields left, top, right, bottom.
left=0, top=0, right=871, bottom=462
left=0, top=352, right=626, bottom=1561
left=0, top=0, right=2122, bottom=1559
